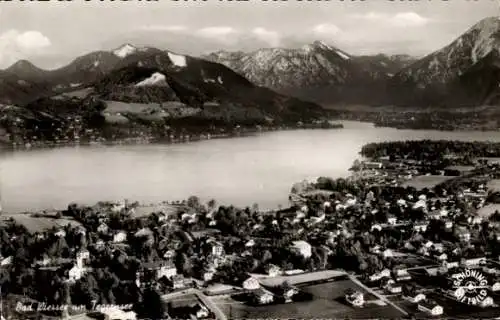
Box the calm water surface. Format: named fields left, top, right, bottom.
left=2, top=121, right=500, bottom=212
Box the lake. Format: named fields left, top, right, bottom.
left=2, top=121, right=500, bottom=213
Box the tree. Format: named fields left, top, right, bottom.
left=136, top=288, right=166, bottom=320
left=187, top=196, right=200, bottom=209
left=207, top=199, right=217, bottom=211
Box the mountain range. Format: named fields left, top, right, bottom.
left=205, top=17, right=500, bottom=108
left=2, top=16, right=500, bottom=145
left=204, top=42, right=416, bottom=105
left=0, top=43, right=328, bottom=145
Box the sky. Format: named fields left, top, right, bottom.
left=0, top=0, right=499, bottom=69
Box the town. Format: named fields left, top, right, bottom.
left=4, top=140, right=500, bottom=319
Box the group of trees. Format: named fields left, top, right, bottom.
left=361, top=140, right=500, bottom=164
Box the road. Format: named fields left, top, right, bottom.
left=348, top=274, right=408, bottom=317
left=162, top=288, right=227, bottom=320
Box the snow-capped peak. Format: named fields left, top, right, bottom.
left=312, top=40, right=333, bottom=50
left=167, top=52, right=187, bottom=67
left=469, top=17, right=500, bottom=63
left=135, top=72, right=168, bottom=87
left=336, top=50, right=350, bottom=60
left=113, top=44, right=138, bottom=58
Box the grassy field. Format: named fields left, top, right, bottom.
left=257, top=270, right=345, bottom=287
left=488, top=179, right=500, bottom=193
left=402, top=175, right=453, bottom=189
left=103, top=101, right=200, bottom=120
left=103, top=113, right=130, bottom=124
left=1, top=214, right=82, bottom=233
left=214, top=278, right=404, bottom=319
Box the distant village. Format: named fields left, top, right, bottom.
left=3, top=140, right=500, bottom=319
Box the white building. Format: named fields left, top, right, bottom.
left=406, top=293, right=426, bottom=303
left=253, top=289, right=274, bottom=304
left=436, top=253, right=448, bottom=261
left=113, top=231, right=127, bottom=243
left=209, top=241, right=224, bottom=257
left=243, top=277, right=260, bottom=290
left=265, top=264, right=281, bottom=277
left=54, top=229, right=66, bottom=238
left=0, top=256, right=12, bottom=266
left=481, top=296, right=494, bottom=308
left=99, top=307, right=136, bottom=320
left=195, top=305, right=210, bottom=318
left=157, top=265, right=177, bottom=279
left=385, top=283, right=402, bottom=294
left=491, top=282, right=500, bottom=292
left=413, top=223, right=428, bottom=232
left=370, top=269, right=391, bottom=282
left=291, top=241, right=312, bottom=258
left=245, top=239, right=255, bottom=247
left=418, top=302, right=443, bottom=316
left=387, top=216, right=397, bottom=225
left=463, top=257, right=486, bottom=266
left=382, top=249, right=394, bottom=258
left=68, top=264, right=86, bottom=282
left=345, top=291, right=364, bottom=307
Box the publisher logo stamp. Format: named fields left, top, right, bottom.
left=452, top=269, right=489, bottom=305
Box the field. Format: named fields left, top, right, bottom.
left=1, top=214, right=82, bottom=233
left=477, top=204, right=500, bottom=218
left=130, top=203, right=179, bottom=218
left=213, top=278, right=404, bottom=319
left=257, top=270, right=345, bottom=287
left=103, top=101, right=200, bottom=120
left=402, top=175, right=453, bottom=189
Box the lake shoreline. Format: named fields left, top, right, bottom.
left=0, top=122, right=344, bottom=153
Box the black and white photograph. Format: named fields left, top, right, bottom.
left=3, top=0, right=500, bottom=319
